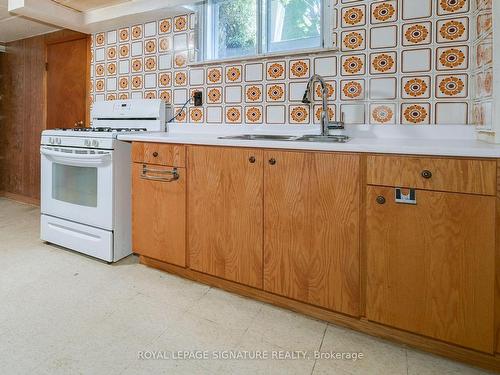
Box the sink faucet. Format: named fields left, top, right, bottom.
left=302, top=74, right=344, bottom=136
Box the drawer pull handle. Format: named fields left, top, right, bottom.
left=376, top=196, right=386, bottom=205
left=152, top=152, right=159, bottom=157
left=141, top=165, right=179, bottom=182
left=249, top=156, right=256, bottom=163
left=421, top=170, right=432, bottom=179
left=268, top=158, right=276, bottom=165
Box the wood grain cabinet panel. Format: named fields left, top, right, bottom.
left=367, top=155, right=496, bottom=196
left=188, top=146, right=264, bottom=288
left=132, top=163, right=186, bottom=267
left=263, top=151, right=361, bottom=316
left=366, top=186, right=495, bottom=353
left=132, top=142, right=186, bottom=167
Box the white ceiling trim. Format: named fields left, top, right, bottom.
left=8, top=0, right=197, bottom=33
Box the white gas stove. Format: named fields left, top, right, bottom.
left=40, top=99, right=171, bottom=262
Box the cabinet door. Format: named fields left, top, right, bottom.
left=188, top=146, right=264, bottom=288
left=263, top=151, right=360, bottom=316
left=132, top=163, right=186, bottom=267
left=366, top=186, right=495, bottom=353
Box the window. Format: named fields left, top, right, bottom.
left=198, top=0, right=328, bottom=62
left=266, top=0, right=322, bottom=53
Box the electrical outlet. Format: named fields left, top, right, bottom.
left=193, top=91, right=203, bottom=106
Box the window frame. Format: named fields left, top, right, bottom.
left=197, top=0, right=333, bottom=63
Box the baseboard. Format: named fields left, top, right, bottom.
left=140, top=255, right=500, bottom=373
left=0, top=191, right=40, bottom=206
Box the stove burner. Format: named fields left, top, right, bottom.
left=54, top=127, right=148, bottom=132
left=114, top=128, right=148, bottom=132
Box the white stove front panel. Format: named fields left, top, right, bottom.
left=40, top=146, right=114, bottom=230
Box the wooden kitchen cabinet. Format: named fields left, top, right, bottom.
left=132, top=162, right=186, bottom=267
left=263, top=151, right=361, bottom=316
left=366, top=185, right=495, bottom=353
left=188, top=146, right=264, bottom=288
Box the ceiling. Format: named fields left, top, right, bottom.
left=51, top=0, right=132, bottom=12
left=0, top=0, right=59, bottom=43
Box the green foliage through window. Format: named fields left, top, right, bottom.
left=201, top=0, right=324, bottom=60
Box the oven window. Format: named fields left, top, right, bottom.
left=52, top=163, right=98, bottom=207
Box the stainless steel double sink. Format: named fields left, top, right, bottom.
left=218, top=134, right=350, bottom=143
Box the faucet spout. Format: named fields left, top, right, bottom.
left=302, top=74, right=344, bottom=136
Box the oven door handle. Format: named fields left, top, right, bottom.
left=41, top=147, right=112, bottom=167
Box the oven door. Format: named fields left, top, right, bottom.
left=40, top=146, right=114, bottom=230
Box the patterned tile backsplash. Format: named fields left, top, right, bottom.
left=90, top=0, right=492, bottom=126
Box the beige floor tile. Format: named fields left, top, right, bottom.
left=245, top=303, right=327, bottom=351
left=187, top=287, right=264, bottom=330
left=0, top=198, right=494, bottom=375
left=218, top=331, right=316, bottom=375
left=407, top=349, right=494, bottom=375
left=316, top=324, right=408, bottom=375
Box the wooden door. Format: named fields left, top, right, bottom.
left=132, top=163, right=186, bottom=267
left=366, top=186, right=495, bottom=353
left=188, top=146, right=264, bottom=288
left=46, top=37, right=88, bottom=129
left=263, top=151, right=360, bottom=316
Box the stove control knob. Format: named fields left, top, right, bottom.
left=92, top=140, right=99, bottom=147
left=48, top=137, right=53, bottom=144
left=84, top=139, right=91, bottom=147
left=56, top=138, right=62, bottom=145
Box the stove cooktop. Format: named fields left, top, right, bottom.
left=55, top=127, right=148, bottom=133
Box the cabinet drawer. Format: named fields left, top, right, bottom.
left=132, top=142, right=185, bottom=167
left=366, top=155, right=496, bottom=195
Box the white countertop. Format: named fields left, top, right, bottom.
left=117, top=124, right=500, bottom=158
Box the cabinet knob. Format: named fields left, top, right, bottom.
left=421, top=170, right=432, bottom=179
left=268, top=158, right=276, bottom=165
left=376, top=196, right=386, bottom=205
left=249, top=156, right=256, bottom=163
left=152, top=152, right=159, bottom=157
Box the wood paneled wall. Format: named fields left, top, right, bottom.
left=0, top=30, right=88, bottom=205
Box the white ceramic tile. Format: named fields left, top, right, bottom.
left=173, top=88, right=188, bottom=104
left=370, top=26, right=397, bottom=49
left=314, top=56, right=337, bottom=77
left=206, top=106, right=223, bottom=123
left=144, top=73, right=157, bottom=89
left=189, top=68, right=204, bottom=86
left=435, top=102, right=468, bottom=124
left=402, top=0, right=432, bottom=20
left=340, top=104, right=365, bottom=124
left=106, top=77, right=117, bottom=91
left=402, top=48, right=432, bottom=73
left=244, top=63, right=263, bottom=82
left=118, top=61, right=129, bottom=76
left=173, top=33, right=188, bottom=51
left=225, top=86, right=242, bottom=103
left=370, top=77, right=397, bottom=100
left=289, top=82, right=308, bottom=102
left=144, top=21, right=157, bottom=37
left=106, top=30, right=117, bottom=45
left=95, top=48, right=105, bottom=62
left=131, top=41, right=143, bottom=57
left=158, top=54, right=172, bottom=70
left=266, top=105, right=286, bottom=124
